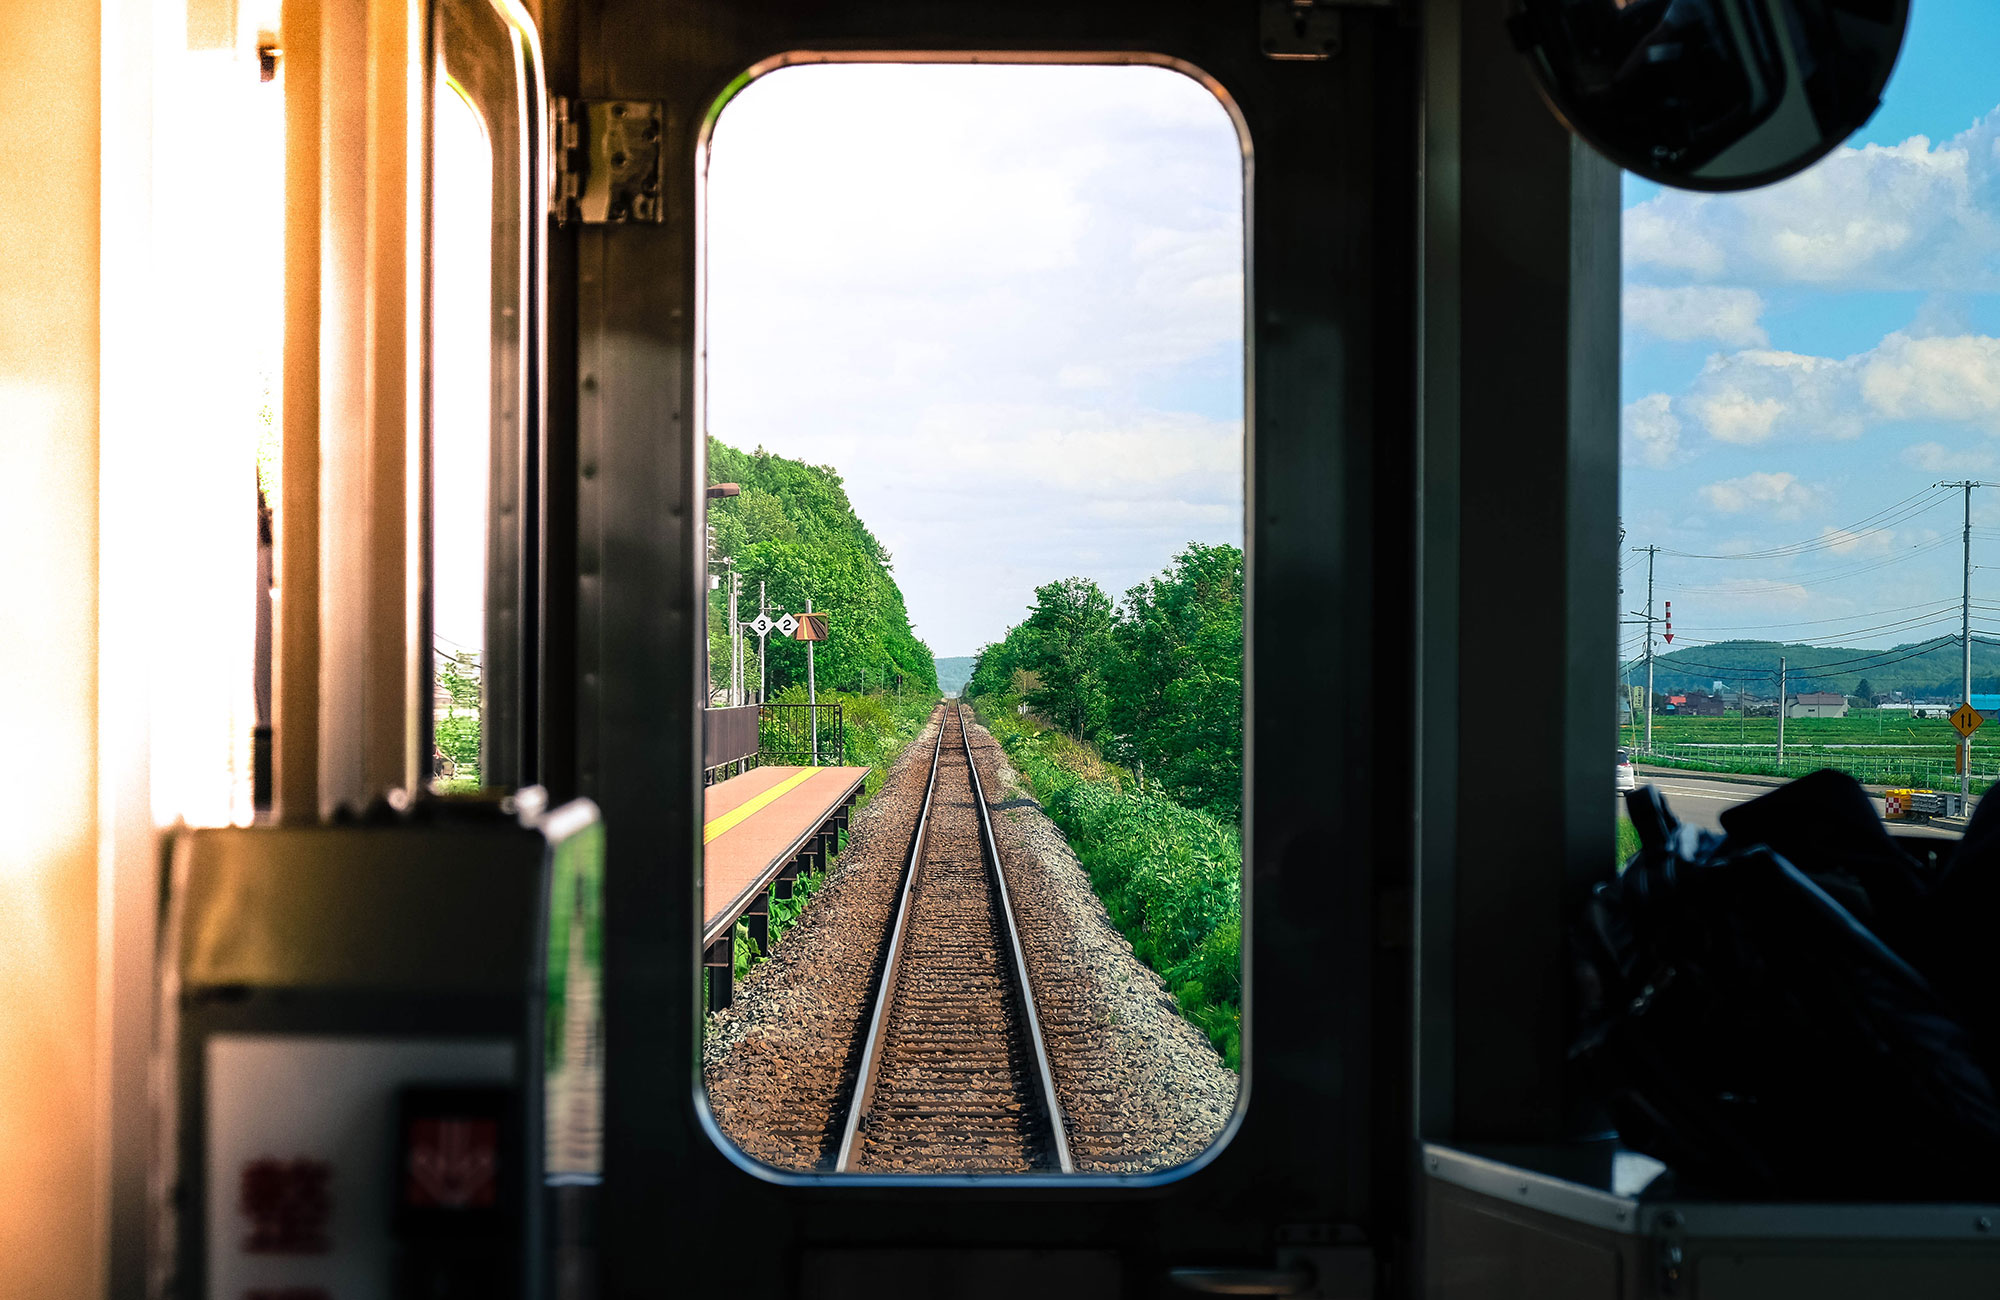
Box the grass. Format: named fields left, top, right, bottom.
left=1615, top=816, right=1641, bottom=872
left=973, top=695, right=1242, bottom=1070
left=1622, top=711, right=1999, bottom=795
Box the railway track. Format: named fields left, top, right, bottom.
left=834, top=703, right=1073, bottom=1173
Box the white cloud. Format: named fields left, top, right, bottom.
left=1684, top=349, right=1866, bottom=443
left=1699, top=471, right=1823, bottom=520
left=1622, top=393, right=1682, bottom=468
left=1625, top=112, right=2000, bottom=290
left=1861, top=333, right=2000, bottom=422
left=704, top=64, right=1247, bottom=653
left=1647, top=330, right=2000, bottom=447
left=1623, top=285, right=1768, bottom=347
left=1902, top=441, right=1997, bottom=473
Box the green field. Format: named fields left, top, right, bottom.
left=1621, top=711, right=1999, bottom=793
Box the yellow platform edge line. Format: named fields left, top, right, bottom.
left=703, top=767, right=820, bottom=844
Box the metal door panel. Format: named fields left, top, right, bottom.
left=548, top=1, right=1423, bottom=1291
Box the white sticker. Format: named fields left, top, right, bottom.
left=206, top=1036, right=514, bottom=1300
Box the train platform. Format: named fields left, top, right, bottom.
left=702, top=763, right=868, bottom=1012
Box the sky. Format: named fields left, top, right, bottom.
left=1619, top=0, right=2000, bottom=663
left=704, top=64, right=1245, bottom=658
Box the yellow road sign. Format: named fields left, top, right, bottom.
left=1951, top=701, right=1984, bottom=739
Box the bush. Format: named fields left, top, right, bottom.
left=979, top=703, right=1241, bottom=1069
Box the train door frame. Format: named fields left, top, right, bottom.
left=539, top=0, right=1429, bottom=1293
left=428, top=0, right=551, bottom=792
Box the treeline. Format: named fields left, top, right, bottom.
left=707, top=436, right=939, bottom=698
left=966, top=542, right=1242, bottom=820
left=1638, top=635, right=2000, bottom=700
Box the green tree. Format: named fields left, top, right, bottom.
left=1023, top=577, right=1115, bottom=739
left=1107, top=543, right=1243, bottom=819
left=705, top=437, right=938, bottom=699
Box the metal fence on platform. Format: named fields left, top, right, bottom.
left=759, top=701, right=845, bottom=767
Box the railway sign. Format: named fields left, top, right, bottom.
left=775, top=613, right=798, bottom=636
left=749, top=614, right=773, bottom=637
left=793, top=612, right=829, bottom=642
left=1952, top=701, right=1984, bottom=739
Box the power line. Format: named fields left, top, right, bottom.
left=1669, top=598, right=1962, bottom=634
left=1660, top=535, right=1958, bottom=596
left=1659, top=486, right=1954, bottom=561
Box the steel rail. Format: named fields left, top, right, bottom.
left=959, top=701, right=1074, bottom=1172
left=833, top=704, right=946, bottom=1171
left=832, top=702, right=1069, bottom=1173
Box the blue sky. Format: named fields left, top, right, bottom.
left=1620, top=2, right=2000, bottom=660
left=705, top=65, right=1244, bottom=658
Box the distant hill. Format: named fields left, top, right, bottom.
left=934, top=656, right=976, bottom=697
left=1628, top=636, right=2000, bottom=699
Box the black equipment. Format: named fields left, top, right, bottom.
left=1508, top=0, right=1909, bottom=191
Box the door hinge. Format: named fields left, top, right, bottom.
left=550, top=96, right=665, bottom=225
left=1260, top=0, right=1401, bottom=61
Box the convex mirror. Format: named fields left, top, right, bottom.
left=1508, top=0, right=1909, bottom=192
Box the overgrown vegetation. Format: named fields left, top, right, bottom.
left=434, top=650, right=482, bottom=792
left=966, top=542, right=1242, bottom=820
left=963, top=543, right=1244, bottom=1067
left=1616, top=816, right=1641, bottom=871
left=977, top=703, right=1241, bottom=1069
left=1628, top=712, right=1999, bottom=794
left=706, top=436, right=939, bottom=700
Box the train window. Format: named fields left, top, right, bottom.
left=1616, top=9, right=2000, bottom=850
left=131, top=14, right=283, bottom=827
left=431, top=78, right=494, bottom=791
left=427, top=0, right=542, bottom=793
left=695, top=62, right=1247, bottom=1177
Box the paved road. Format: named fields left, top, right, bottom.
left=1623, top=768, right=1965, bottom=840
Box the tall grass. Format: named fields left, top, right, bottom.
left=977, top=700, right=1241, bottom=1069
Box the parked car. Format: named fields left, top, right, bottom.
left=1615, top=748, right=1637, bottom=792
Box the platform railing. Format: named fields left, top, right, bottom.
left=758, top=701, right=845, bottom=767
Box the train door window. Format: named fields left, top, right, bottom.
left=105, top=2, right=283, bottom=827
left=432, top=77, right=494, bottom=791
left=695, top=62, right=1248, bottom=1177
left=427, top=0, right=543, bottom=793
left=1616, top=8, right=2000, bottom=848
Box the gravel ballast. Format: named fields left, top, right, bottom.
left=702, top=705, right=1240, bottom=1174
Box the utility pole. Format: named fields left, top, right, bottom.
left=806, top=595, right=818, bottom=766
left=1777, top=656, right=1787, bottom=768
left=1939, top=480, right=1987, bottom=808
left=1641, top=545, right=1660, bottom=756
left=727, top=567, right=741, bottom=706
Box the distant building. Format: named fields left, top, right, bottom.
left=1679, top=690, right=1727, bottom=717
left=1787, top=692, right=1848, bottom=720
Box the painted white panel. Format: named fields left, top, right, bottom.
left=206, top=1035, right=514, bottom=1300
